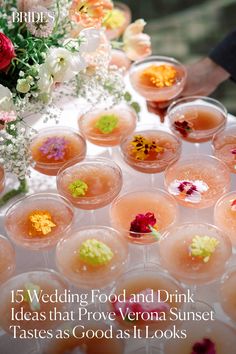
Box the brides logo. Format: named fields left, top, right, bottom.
left=12, top=10, right=55, bottom=23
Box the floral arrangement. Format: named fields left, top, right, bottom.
left=0, top=0, right=152, bottom=206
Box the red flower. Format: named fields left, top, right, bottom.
left=191, top=338, right=216, bottom=354
left=174, top=120, right=192, bottom=137
left=0, top=33, right=15, bottom=71
left=130, top=212, right=156, bottom=235
left=231, top=148, right=236, bottom=155
left=231, top=199, right=236, bottom=212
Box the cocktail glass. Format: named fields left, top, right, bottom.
left=110, top=49, right=131, bottom=73
left=78, top=103, right=137, bottom=157
left=104, top=1, right=131, bottom=40
left=110, top=188, right=178, bottom=263
left=0, top=269, right=68, bottom=352
left=57, top=157, right=122, bottom=224
left=159, top=222, right=232, bottom=288
left=30, top=126, right=87, bottom=176
left=0, top=235, right=15, bottom=284
left=214, top=191, right=236, bottom=247
left=0, top=165, right=5, bottom=194
left=129, top=56, right=187, bottom=122
left=164, top=154, right=231, bottom=209
left=120, top=126, right=182, bottom=186
left=167, top=96, right=227, bottom=147
left=5, top=193, right=74, bottom=265
left=212, top=124, right=236, bottom=173
left=108, top=265, right=185, bottom=354
left=55, top=226, right=128, bottom=290
left=219, top=266, right=236, bottom=324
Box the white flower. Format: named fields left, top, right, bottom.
left=123, top=19, right=152, bottom=61
left=79, top=28, right=101, bottom=53
left=16, top=79, right=31, bottom=93
left=37, top=64, right=54, bottom=93
left=0, top=84, right=14, bottom=111
left=168, top=179, right=209, bottom=203
left=44, top=47, right=86, bottom=82
left=26, top=6, right=54, bottom=38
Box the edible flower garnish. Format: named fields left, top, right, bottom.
left=231, top=148, right=236, bottom=155
left=191, top=338, right=216, bottom=354
left=68, top=179, right=88, bottom=197
left=95, top=114, right=119, bottom=134
left=131, top=135, right=164, bottom=160
left=23, top=282, right=41, bottom=311
left=29, top=210, right=56, bottom=236
left=168, top=179, right=209, bottom=203
left=39, top=136, right=67, bottom=161
left=112, top=288, right=170, bottom=323
left=103, top=8, right=126, bottom=30
left=189, top=235, right=219, bottom=263
left=79, top=239, right=114, bottom=266
left=141, top=64, right=177, bottom=88
left=174, top=120, right=193, bottom=137
left=130, top=212, right=160, bottom=239
left=231, top=199, right=236, bottom=212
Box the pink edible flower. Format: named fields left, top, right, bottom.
left=130, top=212, right=156, bottom=234
left=231, top=148, right=236, bottom=155
left=191, top=338, right=216, bottom=354
left=231, top=199, right=236, bottom=212
left=168, top=179, right=209, bottom=203
left=0, top=110, right=17, bottom=124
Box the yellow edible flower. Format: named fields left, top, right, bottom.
left=141, top=64, right=177, bottom=88
left=189, top=235, right=219, bottom=263
left=131, top=135, right=164, bottom=160
left=29, top=210, right=56, bottom=236
left=103, top=8, right=126, bottom=29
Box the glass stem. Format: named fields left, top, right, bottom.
left=189, top=284, right=198, bottom=310
left=0, top=178, right=28, bottom=207
left=89, top=209, right=96, bottom=226
left=150, top=174, right=155, bottom=187
left=42, top=251, right=50, bottom=268
left=108, top=147, right=113, bottom=158
left=143, top=245, right=149, bottom=266
left=35, top=338, right=42, bottom=353
left=195, top=143, right=200, bottom=154
left=145, top=338, right=150, bottom=354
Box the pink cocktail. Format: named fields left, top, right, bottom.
left=0, top=269, right=68, bottom=333
left=78, top=104, right=137, bottom=147
left=120, top=128, right=182, bottom=173
left=104, top=1, right=131, bottom=40
left=130, top=56, right=186, bottom=102
left=159, top=223, right=232, bottom=285
left=44, top=323, right=124, bottom=354
left=5, top=193, right=74, bottom=250
left=220, top=267, right=236, bottom=322
left=165, top=154, right=230, bottom=209
left=57, top=157, right=122, bottom=209
left=110, top=189, right=178, bottom=244
left=163, top=319, right=236, bottom=354
left=214, top=191, right=236, bottom=246
left=30, top=127, right=86, bottom=176
left=168, top=96, right=227, bottom=142
left=212, top=124, right=236, bottom=173
left=56, top=226, right=128, bottom=289
left=110, top=266, right=185, bottom=333
left=0, top=235, right=15, bottom=284
left=0, top=165, right=5, bottom=193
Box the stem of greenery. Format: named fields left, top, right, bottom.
left=0, top=178, right=28, bottom=207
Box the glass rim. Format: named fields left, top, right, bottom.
left=214, top=190, right=236, bottom=212
left=56, top=156, right=123, bottom=202
left=212, top=123, right=236, bottom=146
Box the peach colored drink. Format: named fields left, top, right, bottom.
left=78, top=104, right=137, bottom=147
left=165, top=154, right=230, bottom=209
left=168, top=97, right=227, bottom=143
left=110, top=189, right=178, bottom=244
left=0, top=270, right=68, bottom=333
left=0, top=165, right=5, bottom=193
left=56, top=226, right=128, bottom=289
left=214, top=191, right=236, bottom=246
left=220, top=267, right=236, bottom=322
left=130, top=56, right=186, bottom=102
left=104, top=1, right=131, bottom=40
left=57, top=158, right=122, bottom=209
left=164, top=319, right=236, bottom=354
left=5, top=193, right=74, bottom=250
left=30, top=127, right=86, bottom=176
left=110, top=49, right=131, bottom=72
left=120, top=129, right=181, bottom=173
left=159, top=223, right=232, bottom=285
left=0, top=235, right=15, bottom=284
left=110, top=267, right=184, bottom=333
left=44, top=324, right=124, bottom=354
left=213, top=125, right=236, bottom=173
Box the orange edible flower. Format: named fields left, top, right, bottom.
left=28, top=210, right=56, bottom=236
left=69, top=0, right=113, bottom=28
left=141, top=64, right=177, bottom=88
